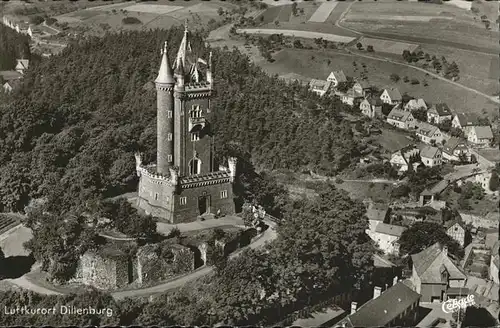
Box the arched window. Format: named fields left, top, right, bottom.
left=190, top=105, right=202, bottom=118
left=189, top=158, right=201, bottom=175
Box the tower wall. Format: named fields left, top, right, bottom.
left=174, top=94, right=185, bottom=174
left=156, top=84, right=174, bottom=174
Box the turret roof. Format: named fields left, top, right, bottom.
left=155, top=41, right=175, bottom=84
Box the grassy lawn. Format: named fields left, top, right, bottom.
left=375, top=128, right=413, bottom=154
left=416, top=44, right=500, bottom=97
left=260, top=48, right=498, bottom=117
left=335, top=180, right=394, bottom=203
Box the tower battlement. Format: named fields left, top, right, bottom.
left=135, top=24, right=236, bottom=224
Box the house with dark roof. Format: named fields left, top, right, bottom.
left=386, top=108, right=416, bottom=130
left=380, top=87, right=402, bottom=105
left=467, top=125, right=494, bottom=146
left=419, top=145, right=442, bottom=167
left=334, top=282, right=421, bottom=328
left=442, top=137, right=469, bottom=162
left=360, top=97, right=382, bottom=118
left=410, top=243, right=467, bottom=302
left=366, top=222, right=406, bottom=255
left=427, top=103, right=453, bottom=124
left=446, top=221, right=466, bottom=247
left=451, top=113, right=481, bottom=132
left=327, top=70, right=347, bottom=88
left=416, top=122, right=444, bottom=145
left=309, top=79, right=332, bottom=97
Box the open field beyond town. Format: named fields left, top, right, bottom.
left=259, top=48, right=498, bottom=118
left=342, top=2, right=500, bottom=54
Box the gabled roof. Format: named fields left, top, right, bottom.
left=428, top=103, right=452, bottom=116
left=345, top=88, right=364, bottom=98
left=15, top=59, right=29, bottom=70
left=405, top=98, right=427, bottom=110
left=374, top=223, right=406, bottom=237
left=364, top=96, right=382, bottom=106
left=454, top=113, right=481, bottom=127
left=417, top=122, right=440, bottom=137
left=443, top=137, right=467, bottom=154
left=328, top=70, right=347, bottom=82
left=373, top=254, right=396, bottom=268
left=420, top=145, right=441, bottom=159
left=383, top=88, right=402, bottom=101
left=309, top=79, right=332, bottom=92
left=411, top=243, right=467, bottom=283
left=446, top=220, right=466, bottom=231
left=345, top=282, right=421, bottom=327
left=354, top=80, right=370, bottom=89
left=387, top=108, right=412, bottom=122
left=471, top=126, right=493, bottom=139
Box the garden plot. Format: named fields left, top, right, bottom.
left=308, top=2, right=338, bottom=23
left=237, top=28, right=356, bottom=43
left=358, top=37, right=419, bottom=54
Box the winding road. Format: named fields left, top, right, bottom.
left=333, top=1, right=499, bottom=105
left=4, top=219, right=278, bottom=300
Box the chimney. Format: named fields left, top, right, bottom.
left=350, top=302, right=357, bottom=315
left=393, top=275, right=398, bottom=286
left=373, top=286, right=382, bottom=299
left=442, top=245, right=448, bottom=257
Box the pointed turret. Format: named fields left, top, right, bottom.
left=155, top=41, right=175, bottom=85
left=175, top=20, right=192, bottom=71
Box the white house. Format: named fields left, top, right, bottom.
left=416, top=122, right=444, bottom=145
left=427, top=103, right=453, bottom=124
left=404, top=98, right=427, bottom=111
left=475, top=170, right=499, bottom=195
left=390, top=145, right=420, bottom=172
left=326, top=70, right=347, bottom=88
left=341, top=88, right=364, bottom=106
left=366, top=223, right=406, bottom=255
left=360, top=97, right=382, bottom=118
left=446, top=221, right=466, bottom=247
left=386, top=108, right=416, bottom=130
left=467, top=126, right=494, bottom=146
left=309, top=79, right=332, bottom=97
left=442, top=137, right=469, bottom=162
left=380, top=88, right=402, bottom=105
left=15, top=59, right=29, bottom=75
left=2, top=80, right=21, bottom=93
left=420, top=145, right=442, bottom=167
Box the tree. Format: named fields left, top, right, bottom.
left=293, top=39, right=303, bottom=48
left=410, top=78, right=420, bottom=85
left=489, top=171, right=499, bottom=191
left=390, top=73, right=400, bottom=82
left=29, top=16, right=44, bottom=25
left=411, top=107, right=427, bottom=122
left=367, top=45, right=374, bottom=52
left=399, top=222, right=464, bottom=258
left=403, top=76, right=409, bottom=83
left=356, top=42, right=363, bottom=50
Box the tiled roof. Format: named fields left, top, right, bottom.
left=443, top=137, right=467, bottom=154
left=346, top=282, right=421, bottom=327
left=330, top=70, right=347, bottom=82
left=455, top=113, right=480, bottom=127
left=429, top=103, right=452, bottom=116
left=446, top=220, right=465, bottom=231
left=384, top=88, right=402, bottom=101
left=373, top=254, right=396, bottom=268
left=411, top=243, right=467, bottom=283
left=374, top=223, right=406, bottom=237
left=355, top=80, right=370, bottom=89
left=365, top=97, right=382, bottom=106
left=310, top=79, right=331, bottom=92
left=417, top=122, right=439, bottom=137
left=387, top=108, right=412, bottom=122
left=420, top=145, right=440, bottom=159
left=446, top=287, right=469, bottom=295
left=471, top=126, right=493, bottom=139
left=405, top=98, right=427, bottom=110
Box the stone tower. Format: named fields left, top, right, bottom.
left=135, top=24, right=237, bottom=223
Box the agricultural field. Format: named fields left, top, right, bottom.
left=341, top=2, right=500, bottom=54
left=259, top=48, right=498, bottom=118
left=357, top=37, right=420, bottom=55
left=253, top=2, right=357, bottom=38
left=237, top=28, right=356, bottom=43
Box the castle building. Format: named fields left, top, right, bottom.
left=135, top=25, right=237, bottom=223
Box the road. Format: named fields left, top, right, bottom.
left=334, top=1, right=499, bottom=104
left=4, top=220, right=277, bottom=299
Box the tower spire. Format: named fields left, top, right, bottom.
left=155, top=41, right=174, bottom=84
